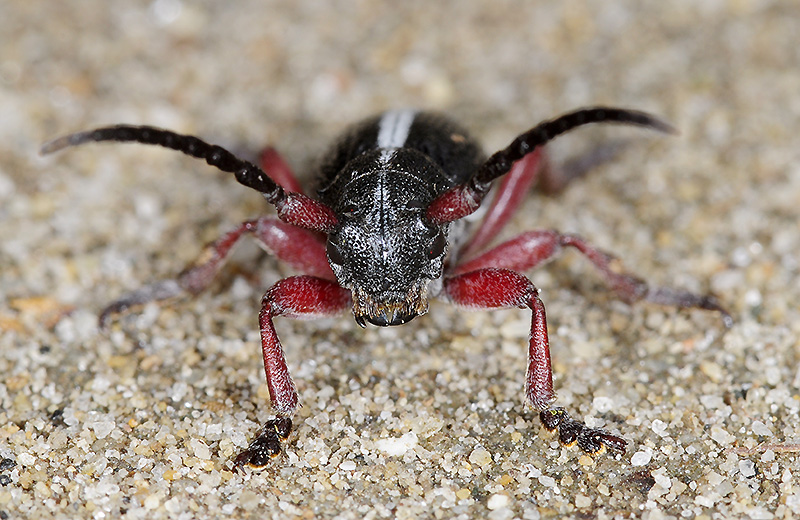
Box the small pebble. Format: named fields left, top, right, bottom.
left=631, top=448, right=652, bottom=467
left=710, top=427, right=736, bottom=445
left=375, top=432, right=418, bottom=456
left=468, top=447, right=492, bottom=467
left=751, top=421, right=772, bottom=437
left=739, top=460, right=756, bottom=478
left=190, top=438, right=211, bottom=460
left=487, top=493, right=510, bottom=510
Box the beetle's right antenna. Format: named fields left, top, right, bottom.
left=42, top=125, right=338, bottom=232
left=425, top=107, right=676, bottom=226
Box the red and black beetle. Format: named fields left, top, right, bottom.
left=42, top=107, right=730, bottom=468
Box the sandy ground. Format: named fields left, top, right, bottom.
left=1, top=2, right=799, bottom=519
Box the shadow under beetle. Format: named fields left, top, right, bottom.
left=42, top=107, right=731, bottom=469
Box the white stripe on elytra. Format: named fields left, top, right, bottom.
left=377, top=109, right=416, bottom=150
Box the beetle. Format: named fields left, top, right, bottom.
left=42, top=107, right=731, bottom=469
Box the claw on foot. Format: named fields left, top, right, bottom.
left=233, top=417, right=293, bottom=471
left=540, top=407, right=626, bottom=454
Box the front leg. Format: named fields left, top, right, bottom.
left=233, top=276, right=352, bottom=470
left=443, top=268, right=627, bottom=454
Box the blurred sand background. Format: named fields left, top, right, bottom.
left=1, top=2, right=799, bottom=518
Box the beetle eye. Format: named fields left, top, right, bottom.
left=405, top=198, right=426, bottom=210
left=326, top=240, right=344, bottom=265
left=339, top=204, right=359, bottom=219
left=427, top=233, right=446, bottom=259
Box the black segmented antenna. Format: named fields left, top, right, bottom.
left=41, top=125, right=339, bottom=231
left=425, top=107, right=675, bottom=226
left=472, top=107, right=676, bottom=193
left=41, top=125, right=286, bottom=202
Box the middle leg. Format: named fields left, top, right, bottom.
left=99, top=216, right=333, bottom=326
left=459, top=138, right=645, bottom=261
left=458, top=150, right=546, bottom=260
left=454, top=230, right=731, bottom=326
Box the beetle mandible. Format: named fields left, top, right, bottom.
left=42, top=107, right=731, bottom=469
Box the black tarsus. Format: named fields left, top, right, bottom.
left=646, top=286, right=734, bottom=329
left=540, top=407, right=627, bottom=454
left=232, top=417, right=293, bottom=470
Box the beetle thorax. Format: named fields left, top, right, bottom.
left=324, top=149, right=449, bottom=327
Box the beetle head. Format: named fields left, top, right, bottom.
left=322, top=149, right=449, bottom=327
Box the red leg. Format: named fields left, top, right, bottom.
left=234, top=275, right=352, bottom=469
left=99, top=217, right=333, bottom=326
left=537, top=139, right=629, bottom=194
left=459, top=150, right=545, bottom=260
left=454, top=230, right=561, bottom=275
left=259, top=146, right=304, bottom=195
left=443, top=269, right=554, bottom=408
left=443, top=268, right=626, bottom=454
left=453, top=230, right=731, bottom=326
left=459, top=140, right=632, bottom=260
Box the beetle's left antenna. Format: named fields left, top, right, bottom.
left=42, top=125, right=338, bottom=232
left=41, top=126, right=286, bottom=198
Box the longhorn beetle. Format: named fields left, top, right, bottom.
left=42, top=107, right=731, bottom=469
